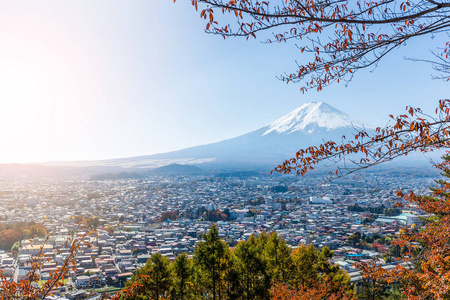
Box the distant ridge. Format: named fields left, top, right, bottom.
left=149, top=163, right=203, bottom=174
left=215, top=171, right=262, bottom=178
left=89, top=172, right=143, bottom=181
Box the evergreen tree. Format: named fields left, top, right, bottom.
left=289, top=244, right=353, bottom=293
left=290, top=244, right=322, bottom=288
left=171, top=252, right=194, bottom=299
left=115, top=231, right=353, bottom=300
left=194, top=224, right=231, bottom=300
left=357, top=277, right=389, bottom=300
left=225, top=254, right=241, bottom=300
left=125, top=252, right=172, bottom=300
left=234, top=234, right=270, bottom=299
left=263, top=232, right=292, bottom=283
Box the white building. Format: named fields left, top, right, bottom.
left=310, top=196, right=333, bottom=204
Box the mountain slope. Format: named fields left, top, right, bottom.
left=94, top=101, right=370, bottom=170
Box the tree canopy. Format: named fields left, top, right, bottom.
left=113, top=227, right=354, bottom=299
left=182, top=0, right=450, bottom=91
left=123, top=252, right=173, bottom=300
left=358, top=155, right=450, bottom=299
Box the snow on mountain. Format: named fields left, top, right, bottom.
left=263, top=101, right=366, bottom=136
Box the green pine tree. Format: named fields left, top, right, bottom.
left=171, top=252, right=195, bottom=299
left=234, top=234, right=270, bottom=299
left=263, top=232, right=292, bottom=283
left=125, top=252, right=173, bottom=300
left=194, top=224, right=231, bottom=300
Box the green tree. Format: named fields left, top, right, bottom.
left=234, top=234, right=270, bottom=299
left=10, top=241, right=20, bottom=256
left=88, top=216, right=100, bottom=228
left=290, top=244, right=322, bottom=288
left=357, top=277, right=389, bottom=300
left=225, top=254, right=241, bottom=300
left=106, top=225, right=115, bottom=235
left=171, top=253, right=195, bottom=299
left=194, top=224, right=231, bottom=300
left=289, top=244, right=353, bottom=295
left=125, top=252, right=173, bottom=300
left=347, top=232, right=362, bottom=247
left=385, top=285, right=403, bottom=300
left=263, top=232, right=292, bottom=283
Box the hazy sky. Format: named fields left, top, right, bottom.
left=0, top=0, right=448, bottom=163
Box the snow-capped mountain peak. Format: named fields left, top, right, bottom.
left=263, top=101, right=366, bottom=136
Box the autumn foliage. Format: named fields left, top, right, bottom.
left=0, top=231, right=94, bottom=300
left=355, top=156, right=450, bottom=300
left=275, top=99, right=450, bottom=179
left=159, top=211, right=179, bottom=222
left=0, top=222, right=47, bottom=251
left=182, top=0, right=450, bottom=91
left=272, top=280, right=355, bottom=300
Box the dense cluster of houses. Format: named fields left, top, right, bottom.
left=0, top=167, right=438, bottom=298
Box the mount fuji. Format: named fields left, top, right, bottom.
left=0, top=101, right=438, bottom=178
left=82, top=101, right=371, bottom=171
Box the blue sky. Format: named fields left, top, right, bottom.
left=0, top=0, right=448, bottom=163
